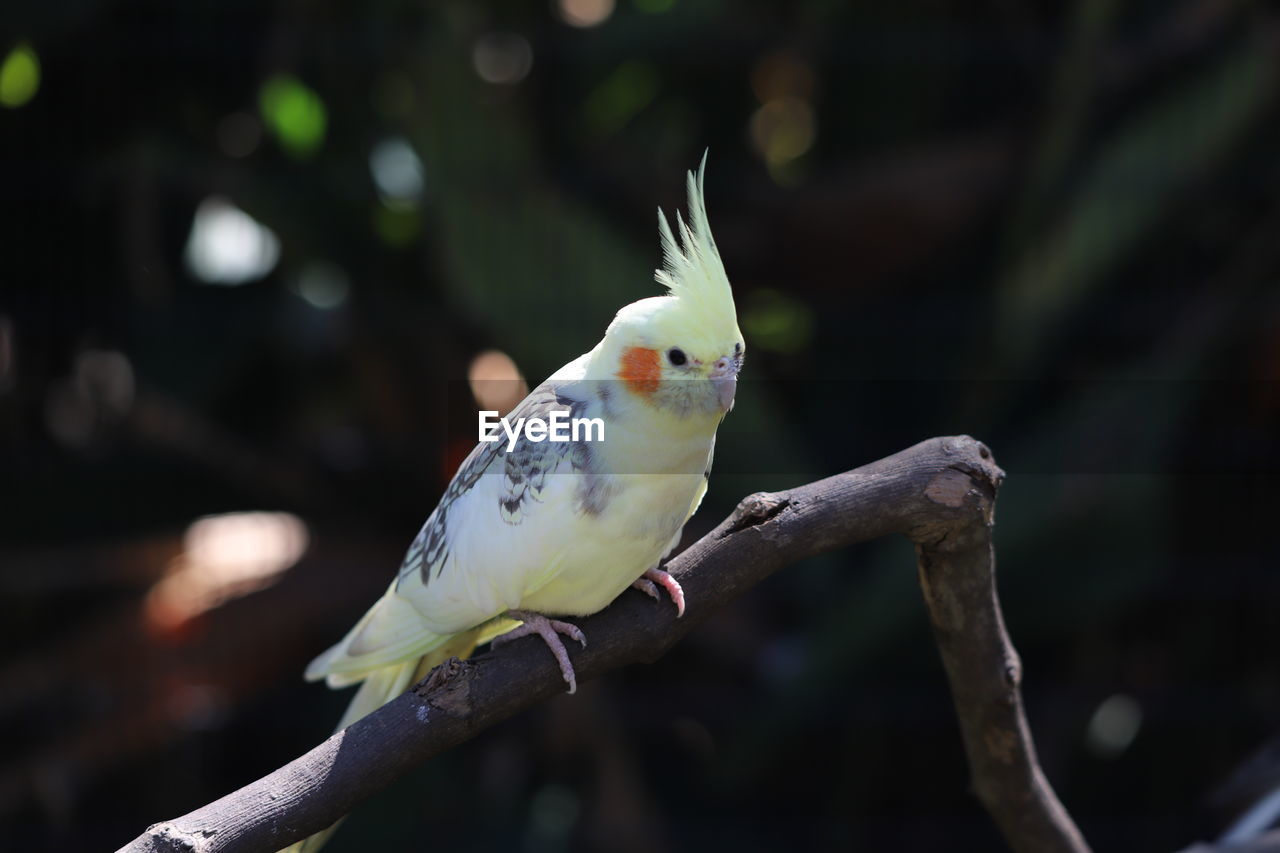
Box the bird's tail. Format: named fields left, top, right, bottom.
left=278, top=620, right=512, bottom=853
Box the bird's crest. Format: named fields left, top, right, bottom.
left=654, top=153, right=737, bottom=334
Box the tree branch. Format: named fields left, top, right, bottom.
left=119, top=435, right=1089, bottom=853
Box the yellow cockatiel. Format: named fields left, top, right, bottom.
left=285, top=157, right=743, bottom=852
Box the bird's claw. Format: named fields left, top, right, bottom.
left=632, top=567, right=685, bottom=618
left=495, top=611, right=586, bottom=693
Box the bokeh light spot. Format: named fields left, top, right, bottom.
left=556, top=0, right=615, bottom=28
left=43, top=350, right=136, bottom=448
left=1086, top=694, right=1143, bottom=758
left=528, top=784, right=581, bottom=846
left=258, top=74, right=327, bottom=158
left=294, top=260, right=350, bottom=310
left=749, top=97, right=815, bottom=176
left=584, top=61, right=659, bottom=136
left=374, top=204, right=421, bottom=247
left=369, top=136, right=425, bottom=210
left=740, top=288, right=814, bottom=354
left=749, top=51, right=818, bottom=183
left=0, top=42, right=40, bottom=109
left=468, top=350, right=528, bottom=415
left=77, top=349, right=135, bottom=417
left=184, top=196, right=281, bottom=285
left=472, top=33, right=533, bottom=85
left=146, top=512, right=309, bottom=633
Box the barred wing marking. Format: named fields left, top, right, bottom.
left=396, top=378, right=600, bottom=590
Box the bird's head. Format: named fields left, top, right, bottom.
left=600, top=156, right=744, bottom=419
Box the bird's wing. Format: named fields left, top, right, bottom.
left=397, top=372, right=600, bottom=587
left=305, top=371, right=600, bottom=686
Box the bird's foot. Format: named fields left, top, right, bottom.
left=493, top=610, right=587, bottom=693
left=631, top=567, right=685, bottom=618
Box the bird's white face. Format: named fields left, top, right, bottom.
left=615, top=336, right=745, bottom=418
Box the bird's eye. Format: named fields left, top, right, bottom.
left=667, top=347, right=687, bottom=366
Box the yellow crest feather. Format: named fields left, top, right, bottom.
left=654, top=152, right=737, bottom=331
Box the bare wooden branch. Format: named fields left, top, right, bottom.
left=119, top=435, right=1089, bottom=853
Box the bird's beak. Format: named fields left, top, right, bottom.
left=709, top=356, right=738, bottom=412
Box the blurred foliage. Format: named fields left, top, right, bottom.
left=0, top=41, right=40, bottom=109
left=259, top=74, right=328, bottom=160
left=2, top=1, right=1279, bottom=852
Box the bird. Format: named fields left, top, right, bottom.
left=283, top=155, right=743, bottom=852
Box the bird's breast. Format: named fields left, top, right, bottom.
left=515, top=469, right=706, bottom=617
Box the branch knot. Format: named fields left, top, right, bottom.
left=724, top=491, right=789, bottom=534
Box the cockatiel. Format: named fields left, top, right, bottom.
left=283, top=157, right=742, bottom=852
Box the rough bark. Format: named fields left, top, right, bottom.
left=120, top=435, right=1089, bottom=853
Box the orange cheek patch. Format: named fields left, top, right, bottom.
left=618, top=346, right=661, bottom=396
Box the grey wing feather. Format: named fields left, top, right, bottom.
left=396, top=377, right=601, bottom=590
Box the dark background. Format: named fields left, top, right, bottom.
left=3, top=1, right=1279, bottom=851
